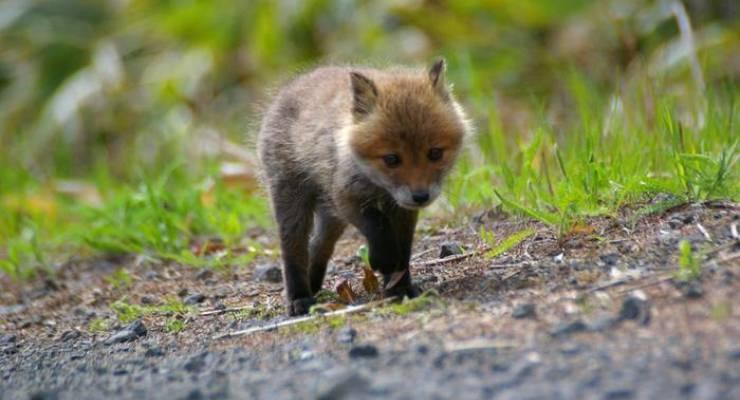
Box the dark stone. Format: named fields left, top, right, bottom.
left=512, top=303, right=536, bottom=319
left=588, top=315, right=620, bottom=332
left=550, top=320, right=588, bottom=337
left=184, top=352, right=209, bottom=373
left=58, top=329, right=81, bottom=342
left=560, top=342, right=583, bottom=356
left=196, top=269, right=214, bottom=280
left=0, top=334, right=16, bottom=344
left=599, top=253, right=619, bottom=266
left=184, top=293, right=206, bottom=305
left=145, top=345, right=165, bottom=358
left=30, top=390, right=59, bottom=400
left=337, top=327, right=357, bottom=344
left=439, top=242, right=464, bottom=258
left=184, top=389, right=204, bottom=400
left=416, top=344, right=430, bottom=355
left=144, top=271, right=159, bottom=281
left=683, top=281, right=704, bottom=298
left=618, top=296, right=650, bottom=325
left=348, top=345, right=379, bottom=359
left=254, top=264, right=282, bottom=283
left=726, top=348, right=740, bottom=360
left=140, top=295, right=157, bottom=305
left=69, top=351, right=85, bottom=361
left=317, top=372, right=368, bottom=400
left=177, top=288, right=189, bottom=297
left=604, top=388, right=634, bottom=399
left=0, top=304, right=26, bottom=316
left=104, top=319, right=147, bottom=345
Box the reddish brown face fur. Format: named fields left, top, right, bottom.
left=347, top=71, right=466, bottom=209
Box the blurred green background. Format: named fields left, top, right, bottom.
left=0, top=0, right=738, bottom=279
left=1, top=0, right=737, bottom=179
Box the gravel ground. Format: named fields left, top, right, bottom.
left=1, top=200, right=739, bottom=399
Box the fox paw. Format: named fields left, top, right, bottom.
left=383, top=283, right=420, bottom=299
left=288, top=297, right=316, bottom=316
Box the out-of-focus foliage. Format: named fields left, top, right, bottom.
left=0, top=0, right=738, bottom=280
left=1, top=0, right=737, bottom=178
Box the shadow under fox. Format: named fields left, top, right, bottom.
left=257, top=59, right=470, bottom=315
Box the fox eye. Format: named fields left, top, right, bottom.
left=428, top=147, right=444, bottom=162
left=382, top=154, right=401, bottom=168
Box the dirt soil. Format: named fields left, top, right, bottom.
left=1, top=200, right=739, bottom=400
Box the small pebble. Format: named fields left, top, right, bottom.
left=439, top=242, right=463, bottom=258
left=337, top=326, right=357, bottom=344
left=140, top=295, right=157, bottom=305
left=550, top=320, right=587, bottom=337
left=683, top=281, right=704, bottom=299
left=58, top=329, right=81, bottom=342
left=196, top=269, right=214, bottom=280
left=254, top=264, right=282, bottom=283
left=145, top=345, right=165, bottom=358
left=349, top=345, right=379, bottom=359
left=512, top=303, right=536, bottom=319
left=104, top=320, right=147, bottom=345
left=619, top=296, right=650, bottom=325
left=184, top=293, right=206, bottom=305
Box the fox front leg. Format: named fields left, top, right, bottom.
left=269, top=180, right=316, bottom=316
left=358, top=205, right=420, bottom=298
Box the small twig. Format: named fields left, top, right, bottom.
left=705, top=240, right=738, bottom=256
left=500, top=268, right=523, bottom=281
left=616, top=274, right=674, bottom=295
left=410, top=248, right=436, bottom=261
left=696, top=223, right=712, bottom=242
left=200, top=305, right=255, bottom=317
left=213, top=297, right=397, bottom=339
left=584, top=278, right=630, bottom=294
left=444, top=339, right=517, bottom=353
left=731, top=223, right=738, bottom=239
left=717, top=252, right=740, bottom=265
left=410, top=250, right=483, bottom=268
left=489, top=262, right=532, bottom=270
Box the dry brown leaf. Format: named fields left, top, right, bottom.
left=191, top=239, right=226, bottom=256
left=569, top=223, right=596, bottom=235
left=362, top=267, right=380, bottom=294
left=320, top=302, right=346, bottom=312
left=335, top=280, right=357, bottom=303
left=385, top=270, right=407, bottom=290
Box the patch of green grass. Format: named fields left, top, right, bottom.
left=676, top=240, right=702, bottom=281
left=315, top=289, right=340, bottom=303
left=88, top=318, right=110, bottom=333
left=483, top=228, right=536, bottom=259
left=229, top=304, right=281, bottom=321
left=378, top=290, right=442, bottom=316
left=448, top=81, right=738, bottom=235
left=285, top=315, right=346, bottom=335
left=111, top=297, right=193, bottom=324
left=79, top=170, right=268, bottom=268
left=165, top=318, right=187, bottom=333
left=106, top=268, right=133, bottom=290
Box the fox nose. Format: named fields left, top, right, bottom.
left=411, top=191, right=430, bottom=205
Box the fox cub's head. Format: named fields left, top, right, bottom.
left=346, top=59, right=469, bottom=210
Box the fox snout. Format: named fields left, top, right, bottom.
left=411, top=190, right=430, bottom=205
left=393, top=184, right=441, bottom=210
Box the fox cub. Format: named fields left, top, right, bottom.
left=257, top=59, right=470, bottom=315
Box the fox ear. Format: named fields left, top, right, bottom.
left=350, top=71, right=378, bottom=120
left=428, top=58, right=449, bottom=100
